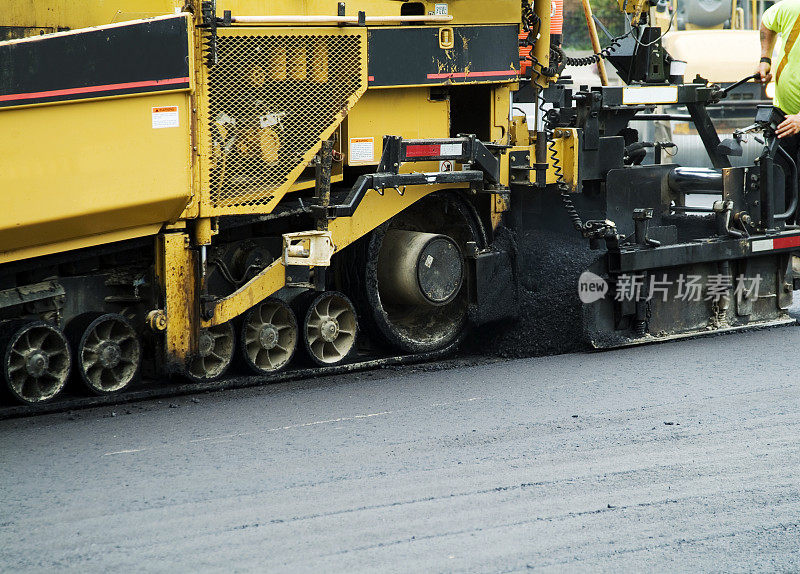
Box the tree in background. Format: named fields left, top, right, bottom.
left=562, top=0, right=627, bottom=50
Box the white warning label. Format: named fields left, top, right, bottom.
left=349, top=137, right=375, bottom=164
left=435, top=3, right=449, bottom=15
left=440, top=143, right=462, bottom=156
left=152, top=106, right=180, bottom=129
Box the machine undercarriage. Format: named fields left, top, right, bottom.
left=0, top=0, right=796, bottom=410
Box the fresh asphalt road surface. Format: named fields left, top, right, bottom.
left=2, top=326, right=800, bottom=572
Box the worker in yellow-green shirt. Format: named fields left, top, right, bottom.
left=760, top=0, right=800, bottom=138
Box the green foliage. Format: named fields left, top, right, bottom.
left=562, top=0, right=627, bottom=51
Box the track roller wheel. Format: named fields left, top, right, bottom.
left=301, top=292, right=357, bottom=366
left=68, top=313, right=141, bottom=395
left=240, top=298, right=298, bottom=375
left=2, top=321, right=71, bottom=404
left=186, top=322, right=235, bottom=382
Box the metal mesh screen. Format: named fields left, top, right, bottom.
left=206, top=31, right=365, bottom=213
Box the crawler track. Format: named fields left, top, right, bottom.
left=0, top=345, right=459, bottom=421
left=5, top=318, right=799, bottom=421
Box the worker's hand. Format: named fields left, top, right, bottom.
left=759, top=61, right=773, bottom=84
left=776, top=114, right=800, bottom=138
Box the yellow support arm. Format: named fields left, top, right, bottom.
left=201, top=184, right=441, bottom=327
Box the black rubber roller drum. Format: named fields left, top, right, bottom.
left=377, top=230, right=464, bottom=307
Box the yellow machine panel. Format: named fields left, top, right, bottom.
left=0, top=15, right=195, bottom=263
left=2, top=0, right=521, bottom=31
left=2, top=1, right=182, bottom=37
left=0, top=91, right=193, bottom=263
left=342, top=88, right=449, bottom=169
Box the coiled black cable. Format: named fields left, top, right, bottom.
left=550, top=139, right=584, bottom=232
left=521, top=0, right=539, bottom=32
left=563, top=29, right=633, bottom=67
left=537, top=91, right=584, bottom=233
left=528, top=56, right=557, bottom=78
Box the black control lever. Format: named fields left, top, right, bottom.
left=718, top=73, right=760, bottom=97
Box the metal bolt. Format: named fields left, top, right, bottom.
left=146, top=310, right=167, bottom=332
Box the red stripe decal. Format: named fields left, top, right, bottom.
left=406, top=144, right=441, bottom=157
left=0, top=76, right=191, bottom=103
left=773, top=235, right=800, bottom=249
left=426, top=70, right=519, bottom=80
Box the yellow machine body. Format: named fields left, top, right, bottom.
left=0, top=0, right=794, bottom=411
left=0, top=0, right=538, bottom=376
left=0, top=0, right=530, bottom=256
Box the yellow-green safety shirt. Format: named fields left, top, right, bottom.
left=764, top=0, right=800, bottom=114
